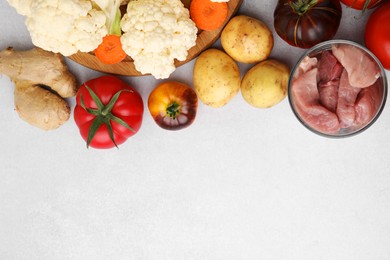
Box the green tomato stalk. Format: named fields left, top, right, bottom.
left=289, top=0, right=318, bottom=16
left=80, top=85, right=134, bottom=148
left=166, top=102, right=181, bottom=120
left=361, top=0, right=382, bottom=14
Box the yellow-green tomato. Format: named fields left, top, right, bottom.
left=148, top=81, right=198, bottom=130
left=193, top=48, right=241, bottom=108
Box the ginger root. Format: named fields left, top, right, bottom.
left=0, top=47, right=77, bottom=130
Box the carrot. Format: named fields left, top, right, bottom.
left=94, top=34, right=127, bottom=65
left=190, top=0, right=228, bottom=31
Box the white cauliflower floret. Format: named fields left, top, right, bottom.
left=6, top=0, right=33, bottom=16
left=121, top=0, right=198, bottom=79
left=13, top=0, right=107, bottom=56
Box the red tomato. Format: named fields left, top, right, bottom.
left=74, top=75, right=144, bottom=149
left=274, top=0, right=342, bottom=49
left=365, top=1, right=390, bottom=70
left=340, top=0, right=383, bottom=10
left=148, top=81, right=198, bottom=130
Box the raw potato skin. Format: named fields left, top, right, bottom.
left=193, top=49, right=241, bottom=108
left=0, top=47, right=77, bottom=130
left=221, top=15, right=274, bottom=64
left=241, top=59, right=290, bottom=108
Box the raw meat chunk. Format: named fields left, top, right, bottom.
left=295, top=56, right=318, bottom=79
left=292, top=68, right=320, bottom=104
left=336, top=69, right=361, bottom=128
left=319, top=79, right=339, bottom=112
left=295, top=104, right=341, bottom=134
left=291, top=68, right=340, bottom=133
left=355, top=80, right=383, bottom=126
left=318, top=51, right=343, bottom=82
left=332, top=44, right=380, bottom=88
left=317, top=51, right=343, bottom=113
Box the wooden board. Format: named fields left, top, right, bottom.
left=68, top=0, right=243, bottom=76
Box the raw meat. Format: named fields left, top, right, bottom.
left=294, top=56, right=318, bottom=79
left=336, top=69, right=361, bottom=128
left=317, top=51, right=343, bottom=114
left=295, top=104, right=341, bottom=134
left=318, top=79, right=339, bottom=112
left=354, top=79, right=383, bottom=126
left=318, top=51, right=343, bottom=82
left=291, top=68, right=340, bottom=133
left=332, top=44, right=380, bottom=88
left=291, top=43, right=384, bottom=135
left=292, top=68, right=320, bottom=104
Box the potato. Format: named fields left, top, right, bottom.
left=221, top=15, right=274, bottom=64
left=193, top=48, right=241, bottom=108
left=241, top=59, right=290, bottom=108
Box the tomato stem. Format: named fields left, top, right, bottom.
left=290, top=0, right=318, bottom=15
left=80, top=85, right=134, bottom=148
left=166, top=102, right=180, bottom=119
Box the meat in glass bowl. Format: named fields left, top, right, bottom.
left=288, top=40, right=387, bottom=137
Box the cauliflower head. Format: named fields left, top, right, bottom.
left=6, top=0, right=33, bottom=16
left=121, top=0, right=198, bottom=79
left=10, top=0, right=108, bottom=56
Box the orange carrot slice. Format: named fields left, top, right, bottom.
left=190, top=0, right=228, bottom=31
left=94, top=34, right=127, bottom=65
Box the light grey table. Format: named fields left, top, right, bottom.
left=1, top=1, right=389, bottom=259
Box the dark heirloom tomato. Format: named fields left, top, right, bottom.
left=74, top=76, right=144, bottom=149
left=274, top=0, right=342, bottom=48
left=148, top=81, right=198, bottom=130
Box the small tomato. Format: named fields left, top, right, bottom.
left=74, top=75, right=144, bottom=149
left=148, top=81, right=198, bottom=130
left=364, top=1, right=390, bottom=70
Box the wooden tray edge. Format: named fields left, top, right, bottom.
left=68, top=0, right=243, bottom=77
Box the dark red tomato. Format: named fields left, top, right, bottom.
left=274, top=0, right=342, bottom=48
left=74, top=75, right=144, bottom=149
left=340, top=0, right=383, bottom=11
left=365, top=1, right=390, bottom=70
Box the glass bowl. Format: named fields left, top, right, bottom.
left=288, top=40, right=388, bottom=138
